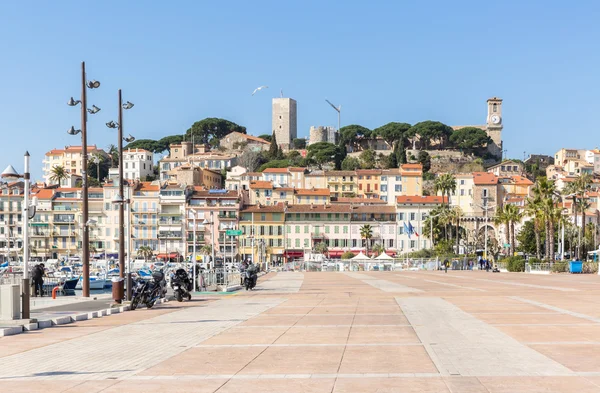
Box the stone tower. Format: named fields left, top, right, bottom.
left=486, top=97, right=503, bottom=159
left=272, top=98, right=297, bottom=150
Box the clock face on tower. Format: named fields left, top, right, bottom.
left=490, top=115, right=501, bottom=125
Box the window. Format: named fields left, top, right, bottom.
left=493, top=103, right=497, bottom=113
left=359, top=184, right=363, bottom=190
left=395, top=185, right=402, bottom=192
left=287, top=238, right=291, bottom=247
left=381, top=176, right=387, bottom=181
left=395, top=176, right=401, bottom=181
left=410, top=240, right=416, bottom=248
left=398, top=212, right=404, bottom=220
left=460, top=189, right=465, bottom=196
left=325, top=226, right=330, bottom=234
left=261, top=214, right=266, bottom=221
left=304, top=225, right=308, bottom=234
left=287, top=225, right=291, bottom=234
left=304, top=239, right=309, bottom=248
left=381, top=185, right=387, bottom=192
left=460, top=180, right=465, bottom=185
left=410, top=213, right=416, bottom=220
left=343, top=226, right=348, bottom=234
left=483, top=188, right=488, bottom=198
left=295, top=239, right=300, bottom=247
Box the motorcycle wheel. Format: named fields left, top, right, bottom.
left=131, top=297, right=139, bottom=310
left=187, top=293, right=192, bottom=301
left=147, top=300, right=155, bottom=309
left=245, top=280, right=250, bottom=291
left=175, top=290, right=183, bottom=302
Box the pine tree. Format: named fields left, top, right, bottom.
left=396, top=139, right=407, bottom=164
left=269, top=132, right=279, bottom=159
left=388, top=142, right=399, bottom=168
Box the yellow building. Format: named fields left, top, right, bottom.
left=356, top=169, right=382, bottom=199
left=399, top=164, right=423, bottom=196
left=239, top=204, right=285, bottom=265
left=43, top=145, right=107, bottom=186
left=325, top=171, right=358, bottom=198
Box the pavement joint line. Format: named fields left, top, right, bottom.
left=524, top=342, right=600, bottom=345
left=193, top=343, right=424, bottom=348
left=442, top=275, right=580, bottom=292
left=114, top=373, right=445, bottom=380
left=422, top=279, right=487, bottom=292
left=235, top=324, right=413, bottom=328
left=510, top=296, right=600, bottom=323
left=490, top=323, right=599, bottom=326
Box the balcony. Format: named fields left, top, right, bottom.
left=186, top=234, right=206, bottom=242
left=132, top=207, right=158, bottom=213
left=54, top=216, right=76, bottom=224
left=218, top=214, right=237, bottom=220
left=158, top=231, right=183, bottom=239
left=133, top=221, right=156, bottom=226
left=159, top=217, right=183, bottom=225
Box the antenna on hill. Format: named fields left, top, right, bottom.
left=280, top=89, right=283, bottom=98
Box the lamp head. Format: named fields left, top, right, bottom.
left=123, top=134, right=135, bottom=143
left=87, top=105, right=101, bottom=114
left=67, top=126, right=81, bottom=135
left=67, top=97, right=81, bottom=107
left=122, top=101, right=134, bottom=110
left=106, top=121, right=119, bottom=129
left=87, top=80, right=101, bottom=89
left=111, top=194, right=124, bottom=204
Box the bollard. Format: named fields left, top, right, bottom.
left=52, top=286, right=60, bottom=299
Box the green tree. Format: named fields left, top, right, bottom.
left=517, top=220, right=546, bottom=256
left=124, top=139, right=162, bottom=153
left=524, top=195, right=544, bottom=259
left=157, top=135, right=185, bottom=152
left=339, top=125, right=371, bottom=150
left=359, top=149, right=376, bottom=169
left=534, top=177, right=559, bottom=261
left=565, top=173, right=592, bottom=258
left=306, top=142, right=344, bottom=169
left=449, top=127, right=492, bottom=153
left=341, top=251, right=355, bottom=259
left=407, top=121, right=454, bottom=150
left=258, top=134, right=272, bottom=142
left=286, top=150, right=303, bottom=166
left=417, top=151, right=431, bottom=172
left=186, top=118, right=246, bottom=144
left=268, top=132, right=280, bottom=159
left=88, top=152, right=109, bottom=184
left=341, top=156, right=361, bottom=171
left=314, top=241, right=328, bottom=255
left=292, top=138, right=306, bottom=149
left=106, top=144, right=118, bottom=168
left=360, top=224, right=374, bottom=255
left=137, top=246, right=153, bottom=261
left=372, top=242, right=385, bottom=257
left=433, top=173, right=457, bottom=207
left=373, top=122, right=411, bottom=149
left=49, top=165, right=68, bottom=185
left=395, top=140, right=407, bottom=165
left=258, top=159, right=291, bottom=172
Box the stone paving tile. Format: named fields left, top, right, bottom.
left=476, top=313, right=591, bottom=325
left=264, top=306, right=313, bottom=315
left=239, top=314, right=303, bottom=327
left=0, top=381, right=84, bottom=393
left=295, top=314, right=355, bottom=326
left=217, top=378, right=336, bottom=393
left=347, top=326, right=420, bottom=344
left=201, top=327, right=288, bottom=345
left=339, top=346, right=437, bottom=374
left=103, top=379, right=227, bottom=393
left=140, top=347, right=266, bottom=376
left=240, top=346, right=345, bottom=375
left=529, top=344, right=600, bottom=372
left=496, top=325, right=600, bottom=343
left=333, top=377, right=450, bottom=393
left=443, top=377, right=489, bottom=393
left=275, top=326, right=350, bottom=344
left=477, top=376, right=600, bottom=392
left=352, top=314, right=409, bottom=325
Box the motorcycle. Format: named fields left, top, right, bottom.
left=145, top=270, right=166, bottom=308
left=130, top=278, right=148, bottom=311
left=244, top=265, right=258, bottom=291
left=171, top=268, right=192, bottom=302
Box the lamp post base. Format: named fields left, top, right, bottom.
left=22, top=278, right=30, bottom=319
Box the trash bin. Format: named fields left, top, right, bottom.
left=569, top=260, right=583, bottom=274
left=111, top=277, right=124, bottom=303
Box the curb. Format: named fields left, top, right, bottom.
left=0, top=298, right=167, bottom=338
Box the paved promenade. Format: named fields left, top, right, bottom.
left=3, top=270, right=600, bottom=392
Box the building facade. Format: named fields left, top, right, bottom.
left=43, top=145, right=107, bottom=185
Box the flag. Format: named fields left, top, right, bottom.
left=403, top=222, right=410, bottom=238
left=409, top=222, right=420, bottom=237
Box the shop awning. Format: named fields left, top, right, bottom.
left=283, top=250, right=304, bottom=258
left=156, top=252, right=180, bottom=259
left=31, top=222, right=48, bottom=226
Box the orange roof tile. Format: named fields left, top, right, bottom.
left=510, top=175, right=534, bottom=185
left=473, top=172, right=499, bottom=185
left=401, top=163, right=423, bottom=170
left=295, top=188, right=330, bottom=196
left=250, top=181, right=273, bottom=189
left=289, top=167, right=305, bottom=172
left=286, top=204, right=351, bottom=213
left=263, top=168, right=291, bottom=173
left=34, top=189, right=55, bottom=199
left=138, top=182, right=159, bottom=191
left=241, top=203, right=286, bottom=213
left=332, top=197, right=387, bottom=204
left=396, top=196, right=447, bottom=204
left=356, top=169, right=382, bottom=175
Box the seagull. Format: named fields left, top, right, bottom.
left=252, top=85, right=268, bottom=96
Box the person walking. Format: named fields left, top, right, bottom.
left=32, top=263, right=45, bottom=297
left=443, top=259, right=449, bottom=273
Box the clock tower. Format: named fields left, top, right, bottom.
left=486, top=97, right=503, bottom=159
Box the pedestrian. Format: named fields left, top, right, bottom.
left=32, top=263, right=45, bottom=297
left=444, top=259, right=449, bottom=273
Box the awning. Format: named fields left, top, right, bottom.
left=31, top=223, right=48, bottom=226
left=156, top=252, right=180, bottom=259
left=327, top=251, right=343, bottom=257
left=284, top=250, right=304, bottom=258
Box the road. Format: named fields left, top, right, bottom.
left=2, top=270, right=600, bottom=392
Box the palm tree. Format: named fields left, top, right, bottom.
left=533, top=177, right=558, bottom=261
left=576, top=197, right=591, bottom=257
left=49, top=165, right=68, bottom=185
left=434, top=173, right=457, bottom=206
left=372, top=242, right=385, bottom=257
left=494, top=205, right=511, bottom=256
left=106, top=144, right=118, bottom=168
left=137, top=246, right=153, bottom=261
left=505, top=204, right=523, bottom=256
left=524, top=196, right=544, bottom=260
left=564, top=173, right=591, bottom=259
left=360, top=224, right=373, bottom=255
left=449, top=206, right=463, bottom=253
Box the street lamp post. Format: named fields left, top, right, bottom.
left=67, top=61, right=101, bottom=298
left=106, top=91, right=134, bottom=300
left=191, top=209, right=197, bottom=292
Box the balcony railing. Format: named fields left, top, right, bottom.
left=158, top=231, right=183, bottom=239
left=54, top=217, right=76, bottom=223
left=132, top=207, right=158, bottom=213
left=218, top=214, right=237, bottom=220
left=159, top=218, right=183, bottom=225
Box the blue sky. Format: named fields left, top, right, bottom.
left=1, top=1, right=599, bottom=180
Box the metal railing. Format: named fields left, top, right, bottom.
left=525, top=262, right=552, bottom=273
left=196, top=269, right=241, bottom=291
left=281, top=258, right=445, bottom=272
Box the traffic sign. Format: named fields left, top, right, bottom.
left=226, top=230, right=243, bottom=236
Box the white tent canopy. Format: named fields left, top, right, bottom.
left=351, top=252, right=371, bottom=260
left=375, top=252, right=393, bottom=260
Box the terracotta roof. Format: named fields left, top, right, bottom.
left=289, top=167, right=305, bottom=172
left=350, top=205, right=396, bottom=214
left=356, top=169, right=382, bottom=175
left=250, top=181, right=273, bottom=189
left=227, top=132, right=269, bottom=144
left=55, top=188, right=81, bottom=192
left=396, top=196, right=447, bottom=204
left=45, top=149, right=65, bottom=156
left=45, top=145, right=102, bottom=156
left=263, top=168, right=291, bottom=174
left=331, top=197, right=387, bottom=204
left=247, top=172, right=262, bottom=177
left=295, top=188, right=330, bottom=196
left=137, top=182, right=160, bottom=191
left=285, top=204, right=351, bottom=213
left=401, top=163, right=423, bottom=170
left=473, top=172, right=498, bottom=185
left=192, top=189, right=238, bottom=198
left=510, top=175, right=534, bottom=185
left=241, top=203, right=285, bottom=213
left=34, top=189, right=55, bottom=199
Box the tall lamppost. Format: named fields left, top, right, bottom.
left=106, top=90, right=135, bottom=300
left=67, top=61, right=101, bottom=298
left=202, top=211, right=215, bottom=269
left=111, top=189, right=132, bottom=300
left=1, top=155, right=37, bottom=318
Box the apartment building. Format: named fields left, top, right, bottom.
left=261, top=167, right=306, bottom=188
left=43, top=145, right=107, bottom=185
left=166, top=164, right=223, bottom=188
left=157, top=183, right=190, bottom=260
left=396, top=196, right=446, bottom=251
left=159, top=141, right=237, bottom=181
left=130, top=182, right=161, bottom=253
left=239, top=204, right=285, bottom=264
left=0, top=182, right=24, bottom=263
left=122, top=148, right=154, bottom=181
left=357, top=169, right=381, bottom=199
left=324, top=171, right=357, bottom=198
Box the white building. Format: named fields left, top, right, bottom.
left=585, top=149, right=600, bottom=174
left=122, top=148, right=154, bottom=181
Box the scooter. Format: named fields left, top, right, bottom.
left=171, top=268, right=192, bottom=302
left=244, top=268, right=257, bottom=290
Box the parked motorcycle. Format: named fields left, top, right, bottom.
left=244, top=264, right=258, bottom=290
left=146, top=270, right=166, bottom=308
left=130, top=278, right=148, bottom=311
left=171, top=268, right=192, bottom=302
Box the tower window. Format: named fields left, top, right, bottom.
left=493, top=103, right=497, bottom=113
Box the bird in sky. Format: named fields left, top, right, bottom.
left=252, top=85, right=268, bottom=96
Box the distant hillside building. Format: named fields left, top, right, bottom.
left=309, top=126, right=338, bottom=145
left=272, top=98, right=297, bottom=150
left=220, top=132, right=270, bottom=152
left=451, top=97, right=503, bottom=159
left=159, top=141, right=237, bottom=181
